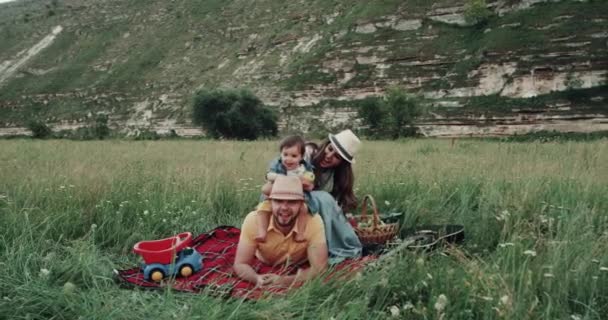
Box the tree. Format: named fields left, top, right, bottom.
left=192, top=89, right=278, bottom=140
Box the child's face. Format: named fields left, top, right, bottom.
left=281, top=145, right=303, bottom=171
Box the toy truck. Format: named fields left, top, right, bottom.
left=133, top=232, right=203, bottom=282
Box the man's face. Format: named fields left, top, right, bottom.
left=271, top=199, right=302, bottom=229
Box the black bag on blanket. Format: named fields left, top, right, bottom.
left=362, top=224, right=465, bottom=256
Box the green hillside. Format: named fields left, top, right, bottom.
left=0, top=0, right=606, bottom=135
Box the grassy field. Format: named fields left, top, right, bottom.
left=0, top=139, right=607, bottom=319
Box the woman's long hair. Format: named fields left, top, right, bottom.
left=311, top=140, right=357, bottom=212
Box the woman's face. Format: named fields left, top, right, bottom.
left=319, top=143, right=344, bottom=168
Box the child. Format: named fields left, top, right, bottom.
left=256, top=135, right=316, bottom=242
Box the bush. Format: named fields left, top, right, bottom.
left=384, top=88, right=423, bottom=139
left=93, top=114, right=110, bottom=139
left=464, top=0, right=492, bottom=27
left=357, top=88, right=423, bottom=139
left=192, top=89, right=277, bottom=140
left=27, top=120, right=52, bottom=139
left=357, top=97, right=385, bottom=137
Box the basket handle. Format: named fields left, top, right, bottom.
left=360, top=194, right=380, bottom=230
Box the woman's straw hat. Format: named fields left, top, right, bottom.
left=328, top=129, right=361, bottom=163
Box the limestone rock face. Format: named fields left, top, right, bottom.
left=0, top=0, right=606, bottom=137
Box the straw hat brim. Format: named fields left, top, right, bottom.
left=328, top=133, right=356, bottom=164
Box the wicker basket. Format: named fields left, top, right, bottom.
left=354, top=195, right=399, bottom=245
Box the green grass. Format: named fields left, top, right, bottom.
left=1, top=139, right=607, bottom=319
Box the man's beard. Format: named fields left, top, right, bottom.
left=273, top=208, right=298, bottom=228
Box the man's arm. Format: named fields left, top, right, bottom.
left=233, top=240, right=261, bottom=285
left=233, top=212, right=270, bottom=286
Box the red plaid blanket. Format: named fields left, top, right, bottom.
left=116, top=226, right=376, bottom=300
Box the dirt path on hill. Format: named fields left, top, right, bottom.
left=0, top=25, right=63, bottom=87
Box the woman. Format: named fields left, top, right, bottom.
left=306, top=129, right=363, bottom=264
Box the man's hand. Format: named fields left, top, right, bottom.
left=256, top=274, right=280, bottom=287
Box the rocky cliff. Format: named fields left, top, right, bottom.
left=0, top=0, right=606, bottom=137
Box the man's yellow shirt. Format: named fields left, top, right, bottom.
left=239, top=210, right=326, bottom=267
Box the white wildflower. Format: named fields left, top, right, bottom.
left=63, top=282, right=77, bottom=294
left=496, top=210, right=510, bottom=221
left=499, top=295, right=510, bottom=306
left=379, top=277, right=389, bottom=287
left=434, top=294, right=448, bottom=312
left=143, top=210, right=149, bottom=216
left=523, top=250, right=537, bottom=257
left=543, top=273, right=554, bottom=278
left=389, top=305, right=400, bottom=317
left=385, top=200, right=391, bottom=206
left=91, top=224, right=97, bottom=230
left=162, top=219, right=167, bottom=223
left=599, top=267, right=608, bottom=272
left=403, top=301, right=414, bottom=310
left=571, top=314, right=582, bottom=320
left=39, top=268, right=50, bottom=277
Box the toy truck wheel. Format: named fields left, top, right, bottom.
left=179, top=264, right=194, bottom=277
left=150, top=268, right=165, bottom=282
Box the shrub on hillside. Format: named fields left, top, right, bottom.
left=27, top=120, right=52, bottom=139
left=384, top=87, right=423, bottom=139
left=464, top=0, right=492, bottom=27
left=93, top=114, right=111, bottom=139
left=357, top=88, right=423, bottom=139
left=357, top=97, right=385, bottom=137
left=192, top=89, right=277, bottom=140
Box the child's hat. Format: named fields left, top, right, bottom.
left=328, top=129, right=361, bottom=164
left=269, top=176, right=304, bottom=201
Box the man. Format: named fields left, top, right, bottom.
left=233, top=175, right=328, bottom=287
